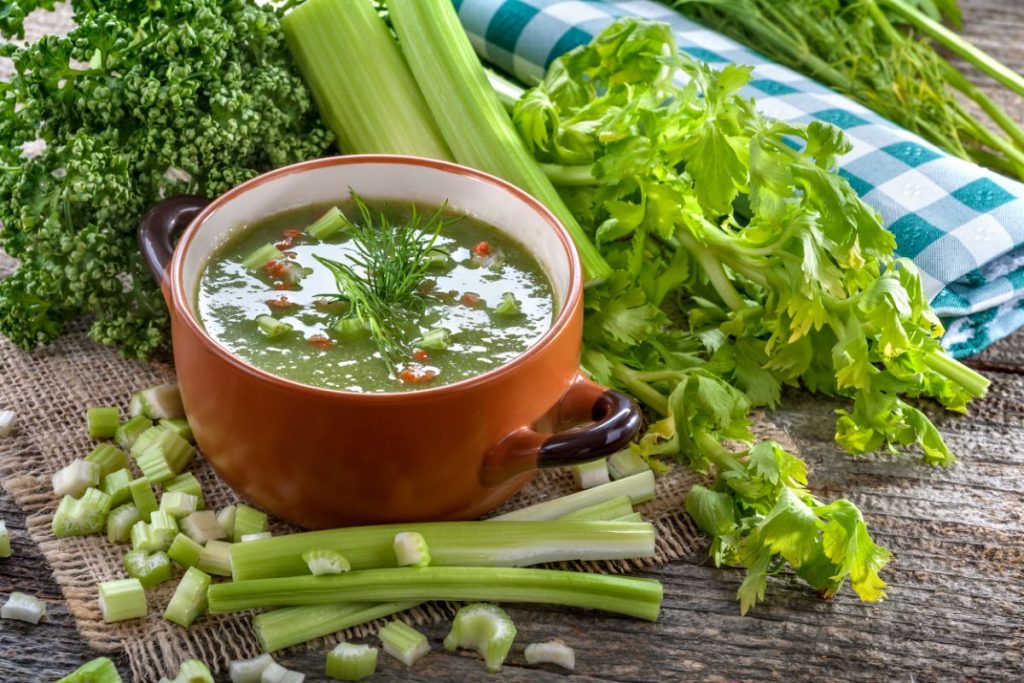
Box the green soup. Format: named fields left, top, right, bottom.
left=196, top=200, right=555, bottom=392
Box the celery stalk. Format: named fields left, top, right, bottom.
left=560, top=496, right=634, bottom=522
left=207, top=566, right=663, bottom=620
left=490, top=471, right=656, bottom=521
left=282, top=0, right=452, bottom=159
left=571, top=458, right=610, bottom=490
left=197, top=539, right=233, bottom=577
left=87, top=406, right=120, bottom=439
left=608, top=450, right=651, bottom=480
left=386, top=0, right=610, bottom=281
left=98, top=578, right=147, bottom=622
left=255, top=602, right=417, bottom=653
left=164, top=567, right=211, bottom=627
left=230, top=520, right=656, bottom=581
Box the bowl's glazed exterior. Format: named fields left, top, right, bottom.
left=140, top=156, right=640, bottom=528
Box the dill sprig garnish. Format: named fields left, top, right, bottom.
left=314, top=192, right=456, bottom=370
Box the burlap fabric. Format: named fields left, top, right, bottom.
left=0, top=8, right=706, bottom=679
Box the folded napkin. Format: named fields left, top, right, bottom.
left=454, top=0, right=1024, bottom=357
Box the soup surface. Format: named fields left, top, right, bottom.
left=196, top=200, right=554, bottom=392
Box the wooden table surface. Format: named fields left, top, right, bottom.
left=3, top=1, right=1024, bottom=681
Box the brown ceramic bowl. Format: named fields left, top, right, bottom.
left=139, top=155, right=640, bottom=529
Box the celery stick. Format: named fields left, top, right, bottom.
left=608, top=449, right=651, bottom=480
left=130, top=425, right=165, bottom=458
left=233, top=504, right=267, bottom=542
left=87, top=406, right=120, bottom=439
left=306, top=206, right=350, bottom=241
left=444, top=603, right=516, bottom=673
left=326, top=643, right=377, bottom=681
left=386, top=0, right=610, bottom=281
left=52, top=459, right=101, bottom=498
left=164, top=567, right=211, bottom=627
left=135, top=384, right=185, bottom=420
left=124, top=550, right=172, bottom=588
left=129, top=477, right=158, bottom=522
left=168, top=533, right=204, bottom=568
left=175, top=660, right=213, bottom=683
left=241, top=532, right=272, bottom=542
left=615, top=512, right=645, bottom=523
left=493, top=292, right=523, bottom=317
left=255, top=602, right=416, bottom=653
left=393, top=532, right=430, bottom=567
left=161, top=491, right=199, bottom=519
left=138, top=429, right=194, bottom=475
left=166, top=473, right=205, bottom=510
left=571, top=458, right=610, bottom=490
left=415, top=327, right=449, bottom=351
left=182, top=511, right=226, bottom=543
left=378, top=620, right=430, bottom=667
left=98, top=578, right=147, bottom=622
left=57, top=657, right=122, bottom=683
left=116, top=415, right=152, bottom=451
left=131, top=511, right=177, bottom=552
left=228, top=654, right=274, bottom=683
left=208, top=567, right=663, bottom=620
left=197, top=539, right=233, bottom=577
left=524, top=640, right=575, bottom=670
left=0, top=519, right=10, bottom=558
left=303, top=549, right=350, bottom=575
left=282, top=0, right=452, bottom=159
left=53, top=488, right=112, bottom=537
left=1, top=591, right=46, bottom=623
left=261, top=662, right=305, bottom=683
left=0, top=409, right=15, bottom=437
left=217, top=505, right=237, bottom=538
left=159, top=418, right=194, bottom=443
left=136, top=450, right=174, bottom=484
left=560, top=496, right=634, bottom=522
left=490, top=471, right=656, bottom=521
left=107, top=503, right=142, bottom=543
left=230, top=520, right=655, bottom=581
left=257, top=315, right=292, bottom=339
left=86, top=444, right=130, bottom=477
left=242, top=243, right=283, bottom=271
left=101, top=469, right=133, bottom=506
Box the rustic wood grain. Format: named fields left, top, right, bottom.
left=3, top=0, right=1024, bottom=681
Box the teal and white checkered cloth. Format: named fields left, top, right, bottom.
left=455, top=0, right=1024, bottom=357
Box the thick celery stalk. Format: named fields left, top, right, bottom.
left=230, top=520, right=655, bottom=581
left=207, top=567, right=663, bottom=620
left=282, top=0, right=452, bottom=159
left=385, top=0, right=611, bottom=281
left=255, top=602, right=416, bottom=653
left=490, top=471, right=656, bottom=521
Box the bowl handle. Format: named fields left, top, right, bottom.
left=138, top=195, right=211, bottom=284
left=481, top=372, right=642, bottom=486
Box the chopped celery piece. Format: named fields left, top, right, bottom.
left=56, top=657, right=122, bottom=683
left=130, top=425, right=166, bottom=458
left=101, top=469, right=133, bottom=506
left=282, top=0, right=452, bottom=159
left=493, top=292, right=522, bottom=317
left=98, top=578, right=147, bottom=622
left=426, top=249, right=451, bottom=270
left=136, top=384, right=185, bottom=420
left=197, top=539, right=233, bottom=577
left=116, top=414, right=152, bottom=450
left=175, top=660, right=213, bottom=683
left=608, top=450, right=651, bottom=480
left=386, top=0, right=610, bottom=281
left=164, top=567, right=211, bottom=628
left=136, top=449, right=173, bottom=484
left=168, top=533, right=204, bottom=568
left=443, top=603, right=516, bottom=673
left=560, top=496, right=634, bottom=522
left=490, top=471, right=656, bottom=521
left=86, top=443, right=130, bottom=477
left=241, top=532, right=272, bottom=542
left=128, top=393, right=144, bottom=418
left=123, top=550, right=173, bottom=588
left=255, top=602, right=415, bottom=653
left=161, top=491, right=199, bottom=519
left=1, top=591, right=46, bottom=624
left=378, top=620, right=430, bottom=667
left=53, top=488, right=112, bottom=537
left=129, top=477, right=158, bottom=522
left=326, top=642, right=377, bottom=681
left=160, top=418, right=194, bottom=443
left=166, top=473, right=205, bottom=510
left=233, top=504, right=268, bottom=542
left=524, top=640, right=575, bottom=670
left=217, top=505, right=237, bottom=538
left=228, top=654, right=274, bottom=683
left=302, top=549, right=350, bottom=575
left=182, top=511, right=226, bottom=543
left=242, top=243, right=283, bottom=271
left=0, top=409, right=15, bottom=437
left=52, top=458, right=100, bottom=498
left=139, top=429, right=195, bottom=475
left=257, top=315, right=293, bottom=339
left=0, top=519, right=9, bottom=558
left=306, top=206, right=350, bottom=241
left=261, top=661, right=305, bottom=683
left=415, top=327, right=449, bottom=351
left=107, top=503, right=142, bottom=543
left=230, top=520, right=655, bottom=580
left=130, top=514, right=177, bottom=553
left=393, top=532, right=431, bottom=567
left=333, top=317, right=367, bottom=339
left=87, top=406, right=120, bottom=439
left=571, top=458, right=610, bottom=490
left=208, top=566, right=664, bottom=621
